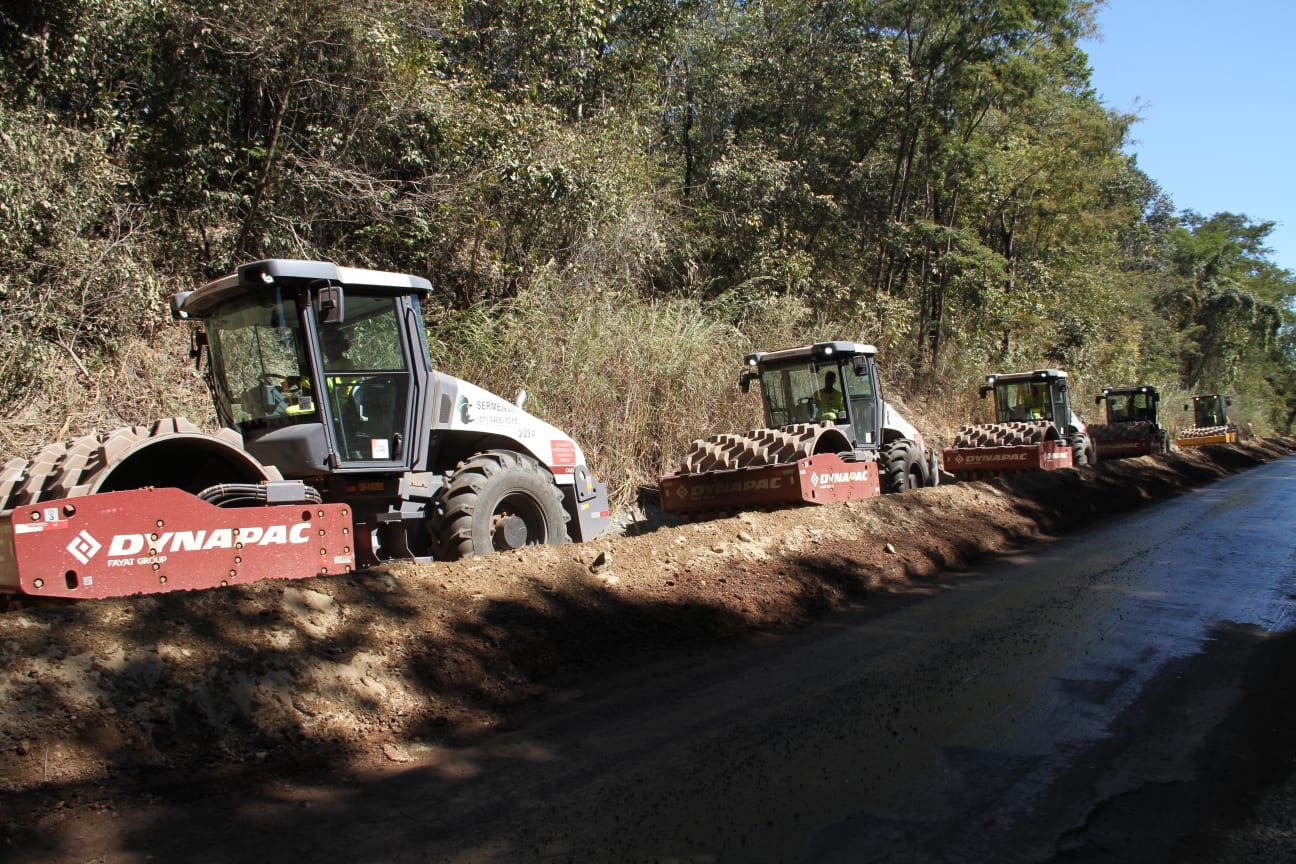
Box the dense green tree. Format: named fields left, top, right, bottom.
left=1161, top=212, right=1286, bottom=391
left=1, top=0, right=1293, bottom=456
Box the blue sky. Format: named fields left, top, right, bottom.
left=1080, top=1, right=1296, bottom=272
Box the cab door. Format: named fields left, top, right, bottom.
left=313, top=293, right=416, bottom=469
left=1051, top=381, right=1072, bottom=434
left=843, top=357, right=882, bottom=449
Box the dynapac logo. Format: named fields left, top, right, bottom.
left=956, top=452, right=1029, bottom=464
left=66, top=530, right=103, bottom=566
left=811, top=469, right=871, bottom=486
left=109, top=524, right=314, bottom=556
left=66, top=524, right=313, bottom=564
left=678, top=477, right=785, bottom=498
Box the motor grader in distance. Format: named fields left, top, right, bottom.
left=1089, top=385, right=1171, bottom=459
left=1177, top=394, right=1240, bottom=449
left=943, top=369, right=1095, bottom=480
left=0, top=259, right=610, bottom=600
left=658, top=342, right=936, bottom=513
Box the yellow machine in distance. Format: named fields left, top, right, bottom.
left=1177, top=394, right=1239, bottom=449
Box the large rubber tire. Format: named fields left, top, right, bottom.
left=882, top=439, right=925, bottom=493
left=432, top=450, right=570, bottom=560
left=1072, top=432, right=1094, bottom=467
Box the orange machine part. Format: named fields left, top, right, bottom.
left=1, top=487, right=355, bottom=600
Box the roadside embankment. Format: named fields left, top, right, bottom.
left=0, top=438, right=1293, bottom=806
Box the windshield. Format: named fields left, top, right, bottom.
left=1193, top=396, right=1227, bottom=427
left=206, top=291, right=312, bottom=428
left=994, top=381, right=1055, bottom=423
left=759, top=360, right=848, bottom=425
left=1106, top=392, right=1156, bottom=423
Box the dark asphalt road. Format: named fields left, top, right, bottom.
left=32, top=458, right=1296, bottom=863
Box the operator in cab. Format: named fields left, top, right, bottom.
left=815, top=371, right=846, bottom=422
left=281, top=327, right=355, bottom=416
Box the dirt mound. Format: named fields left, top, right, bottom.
left=0, top=439, right=1293, bottom=820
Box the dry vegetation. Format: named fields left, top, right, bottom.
left=1, top=1, right=1293, bottom=502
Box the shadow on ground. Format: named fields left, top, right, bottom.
left=0, top=438, right=1293, bottom=858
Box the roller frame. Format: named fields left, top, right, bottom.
left=1, top=488, right=354, bottom=600
left=1090, top=421, right=1165, bottom=460
left=660, top=453, right=881, bottom=513
left=942, top=440, right=1074, bottom=477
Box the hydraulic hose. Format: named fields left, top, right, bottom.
left=197, top=481, right=322, bottom=507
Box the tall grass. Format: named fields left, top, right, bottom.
left=425, top=272, right=827, bottom=504
left=0, top=327, right=218, bottom=462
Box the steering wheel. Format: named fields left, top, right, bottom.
left=244, top=376, right=289, bottom=418
left=259, top=372, right=303, bottom=392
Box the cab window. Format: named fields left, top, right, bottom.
left=320, top=295, right=410, bottom=463
left=759, top=363, right=828, bottom=424
left=844, top=361, right=876, bottom=444
left=996, top=381, right=1053, bottom=423
left=205, top=291, right=311, bottom=428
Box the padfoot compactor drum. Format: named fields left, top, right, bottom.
left=659, top=342, right=936, bottom=514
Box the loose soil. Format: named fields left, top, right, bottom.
left=1, top=439, right=1294, bottom=852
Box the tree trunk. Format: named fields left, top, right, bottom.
left=235, top=69, right=296, bottom=260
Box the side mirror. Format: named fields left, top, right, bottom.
left=1094, top=394, right=1104, bottom=405
left=978, top=385, right=992, bottom=399
left=1226, top=397, right=1233, bottom=406
left=740, top=372, right=757, bottom=393
left=1184, top=404, right=1190, bottom=411
left=316, top=283, right=345, bottom=324
left=170, top=292, right=193, bottom=320
left=189, top=330, right=208, bottom=371
left=851, top=355, right=868, bottom=376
